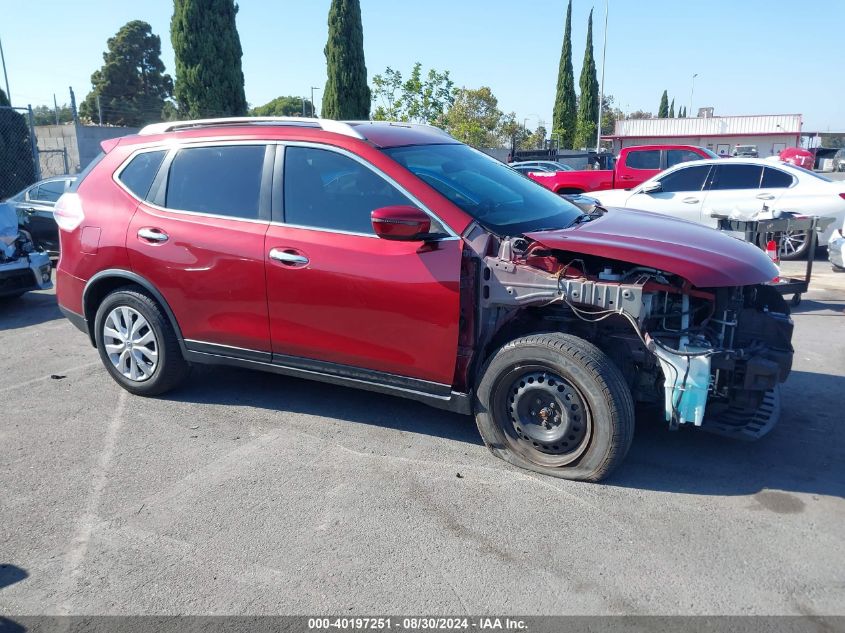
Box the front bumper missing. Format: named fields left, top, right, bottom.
left=0, top=251, right=52, bottom=296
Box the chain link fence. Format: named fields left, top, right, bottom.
left=0, top=105, right=40, bottom=201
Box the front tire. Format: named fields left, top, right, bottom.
left=474, top=333, right=635, bottom=482
left=94, top=287, right=189, bottom=396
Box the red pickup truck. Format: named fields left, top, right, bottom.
left=526, top=145, right=718, bottom=194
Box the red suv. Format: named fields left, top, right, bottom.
left=55, top=118, right=794, bottom=481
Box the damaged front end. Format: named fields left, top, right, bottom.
left=467, top=216, right=794, bottom=440
left=1, top=202, right=53, bottom=298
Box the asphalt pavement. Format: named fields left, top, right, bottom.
left=1, top=281, right=843, bottom=616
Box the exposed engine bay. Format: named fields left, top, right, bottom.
left=462, top=220, right=794, bottom=440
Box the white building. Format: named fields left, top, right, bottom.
left=604, top=112, right=802, bottom=157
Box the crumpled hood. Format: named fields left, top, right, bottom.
left=524, top=208, right=779, bottom=288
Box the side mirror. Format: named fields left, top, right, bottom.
left=640, top=181, right=662, bottom=194
left=371, top=205, right=431, bottom=241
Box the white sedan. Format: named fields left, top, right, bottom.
left=588, top=158, right=845, bottom=259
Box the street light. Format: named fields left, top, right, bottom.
left=310, top=86, right=320, bottom=118
left=689, top=73, right=698, bottom=116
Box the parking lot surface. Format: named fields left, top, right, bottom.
left=1, top=281, right=843, bottom=616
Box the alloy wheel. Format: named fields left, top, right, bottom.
left=102, top=306, right=159, bottom=382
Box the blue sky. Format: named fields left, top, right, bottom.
left=1, top=0, right=843, bottom=131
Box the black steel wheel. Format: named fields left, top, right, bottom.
left=475, top=333, right=635, bottom=481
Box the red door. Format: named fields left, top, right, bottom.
left=265, top=144, right=462, bottom=385
left=126, top=144, right=272, bottom=352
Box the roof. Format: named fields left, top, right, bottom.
left=136, top=117, right=457, bottom=148
left=610, top=114, right=802, bottom=138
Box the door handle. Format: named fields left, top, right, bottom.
left=621, top=175, right=633, bottom=180
left=682, top=197, right=700, bottom=204
left=756, top=193, right=775, bottom=200
left=137, top=227, right=169, bottom=243
left=269, top=248, right=309, bottom=266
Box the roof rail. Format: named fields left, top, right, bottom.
left=138, top=116, right=366, bottom=140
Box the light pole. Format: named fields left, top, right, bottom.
left=595, top=0, right=609, bottom=152
left=310, top=86, right=320, bottom=117
left=689, top=73, right=698, bottom=116
left=0, top=34, right=11, bottom=100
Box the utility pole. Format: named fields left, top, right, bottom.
left=596, top=0, right=609, bottom=152
left=97, top=94, right=102, bottom=125
left=69, top=86, right=78, bottom=123
left=53, top=94, right=60, bottom=124
left=310, top=87, right=320, bottom=117
left=301, top=96, right=306, bottom=117
left=0, top=34, right=10, bottom=100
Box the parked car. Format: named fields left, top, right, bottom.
left=778, top=147, right=815, bottom=170
left=834, top=148, right=845, bottom=173
left=732, top=145, right=759, bottom=158
left=509, top=160, right=574, bottom=172
left=0, top=202, right=53, bottom=299
left=588, top=158, right=845, bottom=260
left=829, top=217, right=845, bottom=271
left=3, top=175, right=76, bottom=256
left=523, top=144, right=718, bottom=194
left=511, top=164, right=555, bottom=176
left=55, top=117, right=794, bottom=481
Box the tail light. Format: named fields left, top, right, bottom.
left=839, top=193, right=845, bottom=201
left=54, top=193, right=85, bottom=231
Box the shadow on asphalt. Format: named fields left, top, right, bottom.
left=609, top=369, right=845, bottom=498
left=166, top=365, right=844, bottom=499
left=0, top=563, right=28, bottom=589
left=167, top=365, right=484, bottom=446
left=791, top=298, right=845, bottom=314
left=0, top=291, right=63, bottom=331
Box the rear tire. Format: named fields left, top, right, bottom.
left=474, top=333, right=635, bottom=482
left=94, top=287, right=190, bottom=396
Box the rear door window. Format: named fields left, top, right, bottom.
left=710, top=164, right=763, bottom=190
left=165, top=145, right=266, bottom=219
left=118, top=150, right=167, bottom=200
left=29, top=180, right=67, bottom=203
left=625, top=150, right=660, bottom=170
left=657, top=165, right=712, bottom=193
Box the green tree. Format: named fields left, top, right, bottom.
left=32, top=104, right=74, bottom=126
left=322, top=0, right=370, bottom=119
left=552, top=0, right=577, bottom=149
left=79, top=21, right=173, bottom=126
left=252, top=96, right=315, bottom=117
left=371, top=63, right=454, bottom=124
left=171, top=0, right=247, bottom=118
left=445, top=86, right=502, bottom=148
left=658, top=90, right=669, bottom=118
left=628, top=109, right=653, bottom=120
left=600, top=94, right=621, bottom=135
left=574, top=9, right=599, bottom=149
left=0, top=88, right=37, bottom=199
left=669, top=98, right=675, bottom=118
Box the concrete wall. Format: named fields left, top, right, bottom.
left=33, top=124, right=138, bottom=177
left=611, top=134, right=800, bottom=158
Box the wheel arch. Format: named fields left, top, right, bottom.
left=555, top=187, right=585, bottom=195
left=82, top=269, right=186, bottom=353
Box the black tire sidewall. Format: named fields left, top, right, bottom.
left=475, top=335, right=633, bottom=481
left=94, top=290, right=172, bottom=395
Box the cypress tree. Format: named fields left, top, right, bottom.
left=171, top=0, right=247, bottom=118
left=669, top=98, right=675, bottom=118
left=322, top=0, right=371, bottom=120
left=658, top=90, right=669, bottom=118
left=552, top=0, right=577, bottom=149
left=574, top=9, right=599, bottom=149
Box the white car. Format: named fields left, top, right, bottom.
left=588, top=158, right=845, bottom=260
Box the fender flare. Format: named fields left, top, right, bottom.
left=82, top=269, right=187, bottom=354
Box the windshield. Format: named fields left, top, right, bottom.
left=699, top=147, right=720, bottom=159
left=384, top=144, right=582, bottom=235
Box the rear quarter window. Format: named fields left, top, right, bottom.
left=118, top=150, right=167, bottom=199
